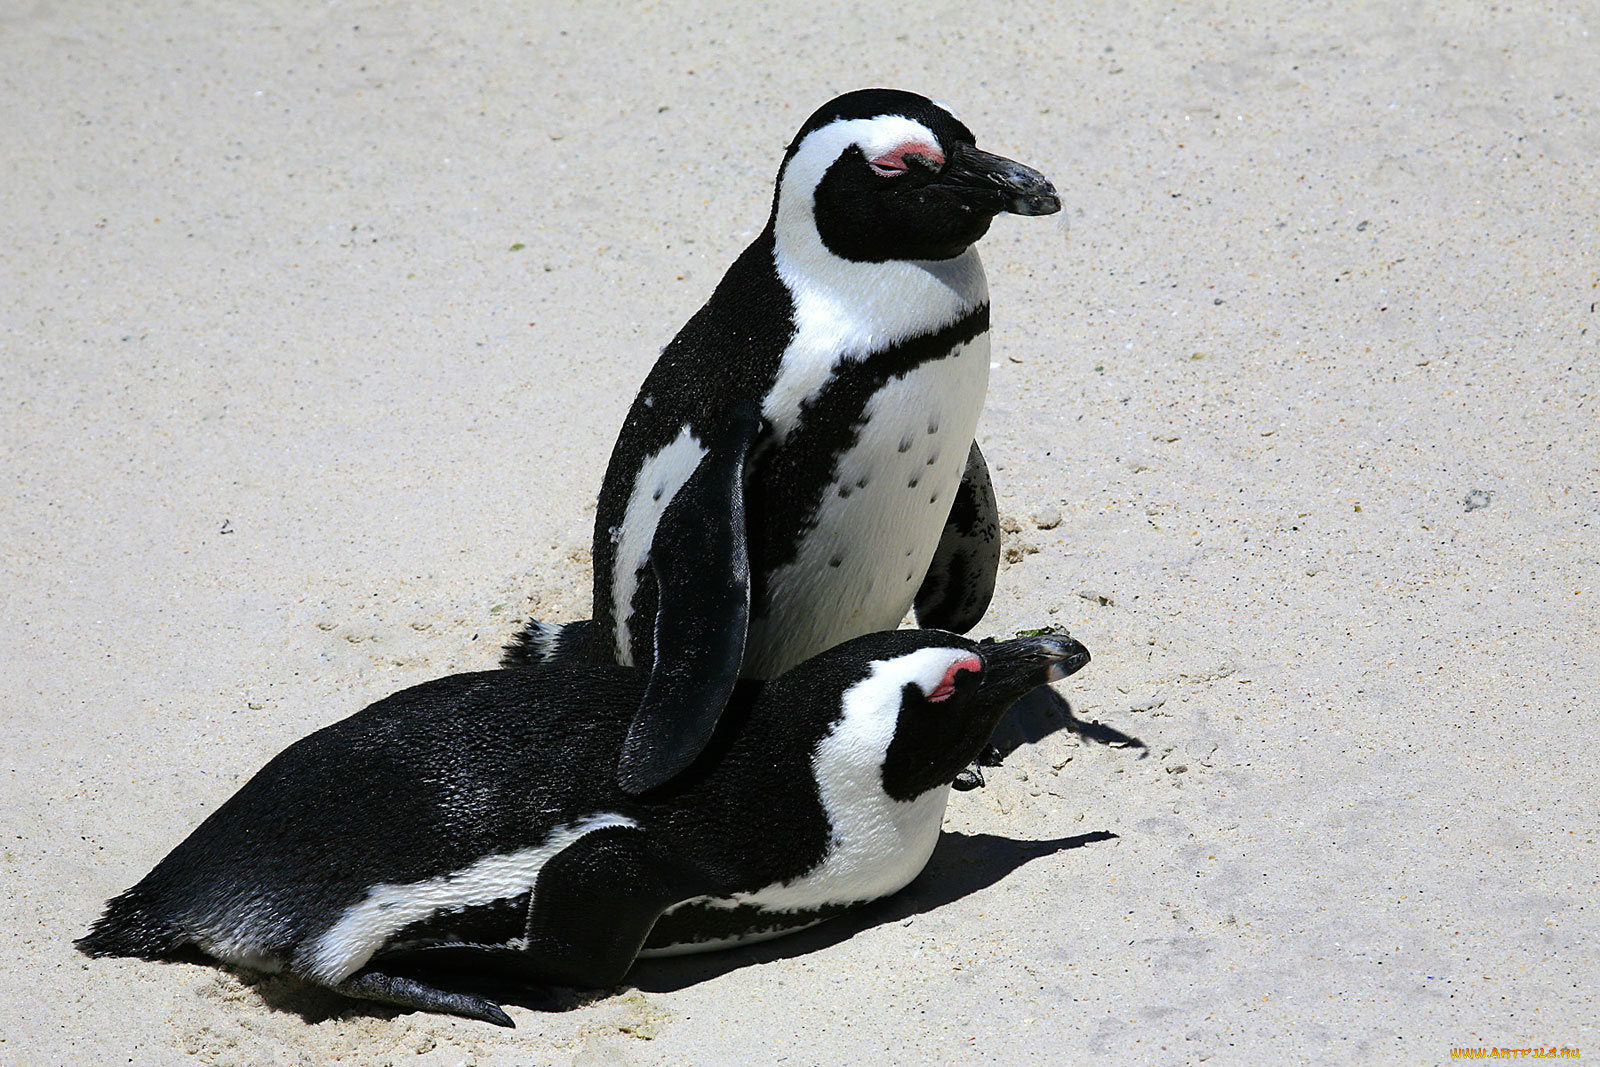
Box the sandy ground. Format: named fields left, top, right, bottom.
left=4, top=2, right=1597, bottom=1064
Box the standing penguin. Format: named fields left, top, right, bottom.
left=79, top=629, right=1089, bottom=1027
left=505, top=89, right=1062, bottom=793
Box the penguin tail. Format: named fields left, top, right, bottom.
left=76, top=885, right=190, bottom=960
left=501, top=618, right=597, bottom=670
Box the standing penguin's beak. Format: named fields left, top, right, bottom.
left=931, top=143, right=1061, bottom=217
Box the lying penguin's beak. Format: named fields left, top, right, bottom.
left=976, top=631, right=1091, bottom=700
left=932, top=143, right=1061, bottom=217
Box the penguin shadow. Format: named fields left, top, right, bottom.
left=982, top=685, right=1147, bottom=769
left=627, top=826, right=1118, bottom=994
left=177, top=954, right=403, bottom=1028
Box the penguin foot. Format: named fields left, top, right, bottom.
left=952, top=744, right=1003, bottom=790
left=952, top=764, right=986, bottom=791
left=336, top=970, right=514, bottom=1028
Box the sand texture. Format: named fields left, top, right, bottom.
left=4, top=2, right=1596, bottom=1064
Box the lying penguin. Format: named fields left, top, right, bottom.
left=504, top=89, right=1062, bottom=793
left=78, top=628, right=1088, bottom=1027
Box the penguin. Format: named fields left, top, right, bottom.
left=503, top=89, right=1062, bottom=794
left=78, top=628, right=1089, bottom=1028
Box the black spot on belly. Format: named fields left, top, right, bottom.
left=908, top=476, right=919, bottom=489
left=829, top=555, right=843, bottom=567
left=927, top=416, right=940, bottom=434
left=926, top=453, right=939, bottom=466
left=897, top=435, right=913, bottom=453
left=838, top=484, right=852, bottom=499
left=745, top=306, right=989, bottom=578
left=929, top=492, right=940, bottom=504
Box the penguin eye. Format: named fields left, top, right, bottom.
left=925, top=653, right=982, bottom=702
left=868, top=142, right=945, bottom=178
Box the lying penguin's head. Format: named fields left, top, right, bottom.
left=772, top=88, right=1060, bottom=264
left=797, top=628, right=1090, bottom=803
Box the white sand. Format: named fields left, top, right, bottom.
left=3, top=3, right=1596, bottom=1063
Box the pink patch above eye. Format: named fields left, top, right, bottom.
left=926, top=653, right=982, bottom=702
left=869, top=141, right=945, bottom=177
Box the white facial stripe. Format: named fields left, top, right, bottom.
left=864, top=646, right=982, bottom=707
left=927, top=652, right=983, bottom=701
left=783, top=116, right=943, bottom=199
left=611, top=427, right=708, bottom=665
left=302, top=813, right=636, bottom=983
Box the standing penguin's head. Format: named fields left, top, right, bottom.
left=772, top=88, right=1061, bottom=264
left=782, top=628, right=1090, bottom=805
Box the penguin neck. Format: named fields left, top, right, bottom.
left=764, top=225, right=990, bottom=441
left=772, top=225, right=989, bottom=353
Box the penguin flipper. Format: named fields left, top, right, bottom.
left=501, top=618, right=599, bottom=669
left=914, top=440, right=1001, bottom=634
left=335, top=969, right=514, bottom=1027
left=617, top=405, right=764, bottom=795
left=520, top=826, right=700, bottom=987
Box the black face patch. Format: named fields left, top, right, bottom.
left=813, top=146, right=997, bottom=262
left=880, top=668, right=999, bottom=802
left=778, top=90, right=1001, bottom=263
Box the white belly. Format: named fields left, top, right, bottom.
left=743, top=334, right=990, bottom=679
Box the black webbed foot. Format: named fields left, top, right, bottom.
left=952, top=764, right=986, bottom=791
left=337, top=970, right=514, bottom=1028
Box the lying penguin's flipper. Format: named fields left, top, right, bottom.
left=500, top=618, right=599, bottom=670
left=383, top=835, right=694, bottom=994
left=914, top=440, right=1001, bottom=634
left=519, top=827, right=700, bottom=988
left=336, top=969, right=515, bottom=1028
left=617, top=404, right=765, bottom=795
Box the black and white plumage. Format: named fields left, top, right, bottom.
left=78, top=629, right=1090, bottom=1027
left=504, top=89, right=1061, bottom=793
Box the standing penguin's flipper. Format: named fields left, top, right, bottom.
left=335, top=969, right=515, bottom=1028
left=914, top=440, right=1001, bottom=634
left=617, top=404, right=765, bottom=795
